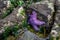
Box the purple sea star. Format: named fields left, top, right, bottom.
left=28, top=11, right=45, bottom=31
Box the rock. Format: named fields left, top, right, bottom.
left=17, top=29, right=50, bottom=40
left=0, top=7, right=25, bottom=34
left=30, top=3, right=52, bottom=17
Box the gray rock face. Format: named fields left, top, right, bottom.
left=17, top=30, right=50, bottom=40
left=33, top=0, right=60, bottom=26
left=0, top=7, right=24, bottom=34
left=0, top=7, right=24, bottom=26
left=29, top=3, right=52, bottom=23
left=30, top=3, right=52, bottom=17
